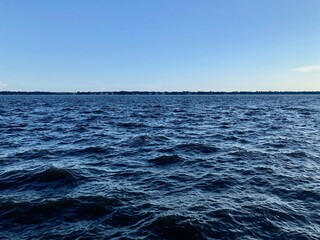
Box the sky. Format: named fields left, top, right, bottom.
left=0, top=0, right=319, bottom=92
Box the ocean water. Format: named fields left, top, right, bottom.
left=0, top=94, right=320, bottom=239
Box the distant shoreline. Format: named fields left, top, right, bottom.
left=0, top=91, right=320, bottom=95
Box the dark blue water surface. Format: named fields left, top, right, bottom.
left=0, top=95, right=320, bottom=239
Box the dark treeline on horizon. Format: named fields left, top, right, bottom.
left=0, top=91, right=320, bottom=95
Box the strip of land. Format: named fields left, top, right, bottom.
left=0, top=91, right=320, bottom=95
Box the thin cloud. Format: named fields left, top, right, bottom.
left=293, top=65, right=320, bottom=73
left=0, top=82, right=8, bottom=89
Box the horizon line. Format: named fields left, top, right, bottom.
left=1, top=90, right=320, bottom=95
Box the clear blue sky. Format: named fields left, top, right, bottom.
left=0, top=0, right=319, bottom=91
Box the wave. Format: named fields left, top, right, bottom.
left=120, top=135, right=151, bottom=148
left=228, top=148, right=268, bottom=159
left=10, top=145, right=114, bottom=160
left=13, top=149, right=54, bottom=160
left=145, top=215, right=205, bottom=240
left=116, top=122, right=147, bottom=128
left=287, top=189, right=320, bottom=202
left=148, top=155, right=182, bottom=166
left=285, top=151, right=309, bottom=158
left=176, top=143, right=219, bottom=154
left=71, top=146, right=112, bottom=155
left=0, top=195, right=120, bottom=225
left=120, top=134, right=169, bottom=148
left=194, top=173, right=237, bottom=191
left=104, top=207, right=152, bottom=228
left=0, top=166, right=85, bottom=190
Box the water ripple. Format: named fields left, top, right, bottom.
left=0, top=95, right=320, bottom=239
